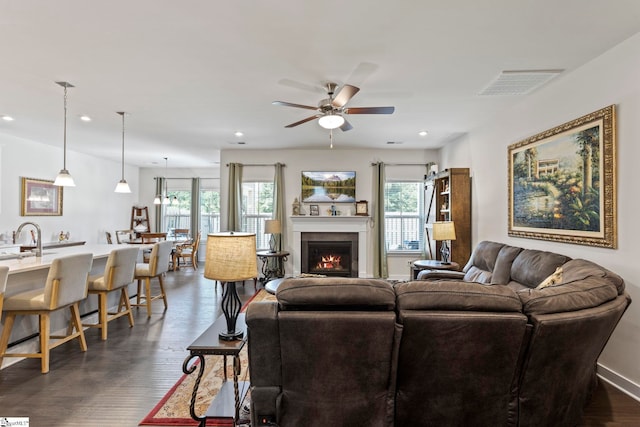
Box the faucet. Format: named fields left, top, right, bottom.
left=17, top=221, right=43, bottom=257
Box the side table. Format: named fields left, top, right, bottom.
left=411, top=259, right=460, bottom=279
left=182, top=314, right=249, bottom=427
left=256, top=250, right=289, bottom=283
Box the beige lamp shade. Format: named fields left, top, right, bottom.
left=264, top=219, right=282, bottom=234
left=204, top=232, right=257, bottom=282
left=432, top=221, right=456, bottom=241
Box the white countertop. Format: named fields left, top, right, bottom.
left=0, top=243, right=131, bottom=274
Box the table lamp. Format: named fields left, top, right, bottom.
left=432, top=221, right=456, bottom=264
left=264, top=219, right=281, bottom=253
left=205, top=232, right=257, bottom=340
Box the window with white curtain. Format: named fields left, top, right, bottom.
left=384, top=181, right=424, bottom=252
left=242, top=181, right=274, bottom=250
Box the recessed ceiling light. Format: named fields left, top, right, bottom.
left=234, top=131, right=244, bottom=137
left=419, top=130, right=428, bottom=137
left=79, top=115, right=91, bottom=121
left=1, top=115, right=14, bottom=121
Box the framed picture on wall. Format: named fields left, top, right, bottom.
left=508, top=105, right=616, bottom=248
left=20, top=177, right=63, bottom=216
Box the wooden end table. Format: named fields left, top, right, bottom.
left=182, top=314, right=249, bottom=427
left=411, top=259, right=460, bottom=279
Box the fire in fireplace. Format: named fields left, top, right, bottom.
left=301, top=232, right=358, bottom=277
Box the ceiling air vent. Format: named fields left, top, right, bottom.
left=479, top=69, right=563, bottom=96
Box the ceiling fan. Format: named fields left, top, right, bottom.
left=272, top=82, right=394, bottom=131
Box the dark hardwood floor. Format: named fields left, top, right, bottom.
left=0, top=269, right=638, bottom=426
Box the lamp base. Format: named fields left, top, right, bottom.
left=219, top=330, right=244, bottom=341
left=219, top=281, right=244, bottom=341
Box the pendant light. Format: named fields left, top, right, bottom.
left=54, top=81, right=76, bottom=187
left=114, top=112, right=132, bottom=193
left=162, top=157, right=170, bottom=205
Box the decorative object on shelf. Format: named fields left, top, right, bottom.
left=432, top=221, right=456, bottom=264
left=309, top=204, right=320, bottom=216
left=264, top=219, right=281, bottom=253
left=292, top=197, right=301, bottom=215
left=53, top=81, right=76, bottom=187
left=355, top=200, right=368, bottom=216
left=204, top=232, right=257, bottom=341
left=114, top=112, right=132, bottom=193
left=20, top=177, right=63, bottom=216
left=508, top=104, right=616, bottom=248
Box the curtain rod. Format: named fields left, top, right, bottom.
left=370, top=162, right=430, bottom=167
left=225, top=163, right=286, bottom=167
left=154, top=177, right=219, bottom=180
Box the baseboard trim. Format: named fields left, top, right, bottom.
left=597, top=363, right=640, bottom=402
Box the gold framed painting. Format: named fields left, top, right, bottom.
left=20, top=177, right=63, bottom=216
left=508, top=105, right=616, bottom=248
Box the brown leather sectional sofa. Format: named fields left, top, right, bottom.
left=246, top=241, right=630, bottom=427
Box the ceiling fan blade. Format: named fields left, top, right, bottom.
left=272, top=101, right=318, bottom=110
left=285, top=115, right=319, bottom=128
left=278, top=79, right=325, bottom=94
left=332, top=84, right=360, bottom=108
left=340, top=119, right=353, bottom=132
left=344, top=106, right=395, bottom=114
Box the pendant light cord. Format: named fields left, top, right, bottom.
left=121, top=113, right=126, bottom=179
left=63, top=84, right=68, bottom=169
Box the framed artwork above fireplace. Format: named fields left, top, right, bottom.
left=301, top=171, right=356, bottom=203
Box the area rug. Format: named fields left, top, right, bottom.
left=139, top=289, right=276, bottom=426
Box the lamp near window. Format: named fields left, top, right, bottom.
left=204, top=232, right=257, bottom=340
left=432, top=221, right=456, bottom=264
left=264, top=219, right=281, bottom=253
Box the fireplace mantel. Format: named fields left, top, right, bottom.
left=291, top=216, right=370, bottom=277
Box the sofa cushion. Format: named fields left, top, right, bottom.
left=462, top=241, right=505, bottom=273
left=518, top=276, right=619, bottom=315
left=276, top=277, right=396, bottom=310
left=510, top=249, right=571, bottom=289
left=395, top=280, right=522, bottom=312
left=491, top=244, right=523, bottom=285
left=463, top=266, right=492, bottom=284
left=562, top=259, right=625, bottom=295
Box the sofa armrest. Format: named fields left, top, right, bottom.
left=247, top=301, right=282, bottom=387
left=416, top=270, right=465, bottom=281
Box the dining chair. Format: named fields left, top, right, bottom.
left=140, top=232, right=167, bottom=243
left=0, top=253, right=93, bottom=373
left=133, top=240, right=173, bottom=317
left=173, top=228, right=190, bottom=241
left=116, top=229, right=135, bottom=244
left=0, top=266, right=8, bottom=317
left=83, top=247, right=139, bottom=340
left=173, top=231, right=201, bottom=271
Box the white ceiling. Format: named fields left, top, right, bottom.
left=1, top=1, right=640, bottom=167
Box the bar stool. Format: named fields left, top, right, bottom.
left=83, top=247, right=139, bottom=340
left=133, top=240, right=173, bottom=317
left=0, top=253, right=93, bottom=373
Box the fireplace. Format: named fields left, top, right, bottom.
left=301, top=232, right=358, bottom=277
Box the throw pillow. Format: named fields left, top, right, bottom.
left=536, top=266, right=563, bottom=289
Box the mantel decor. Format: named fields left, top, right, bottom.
left=21, top=177, right=63, bottom=216
left=508, top=105, right=616, bottom=248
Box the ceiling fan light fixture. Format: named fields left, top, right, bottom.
left=318, top=113, right=345, bottom=130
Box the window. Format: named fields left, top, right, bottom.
left=200, top=178, right=220, bottom=236
left=242, top=181, right=274, bottom=250
left=161, top=180, right=191, bottom=236
left=384, top=181, right=424, bottom=252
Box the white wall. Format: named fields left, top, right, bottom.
left=220, top=148, right=438, bottom=279
left=441, top=32, right=640, bottom=396
left=0, top=133, right=139, bottom=245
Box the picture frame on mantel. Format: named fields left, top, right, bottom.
left=309, top=204, right=320, bottom=216
left=20, top=177, right=63, bottom=216
left=508, top=105, right=616, bottom=248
